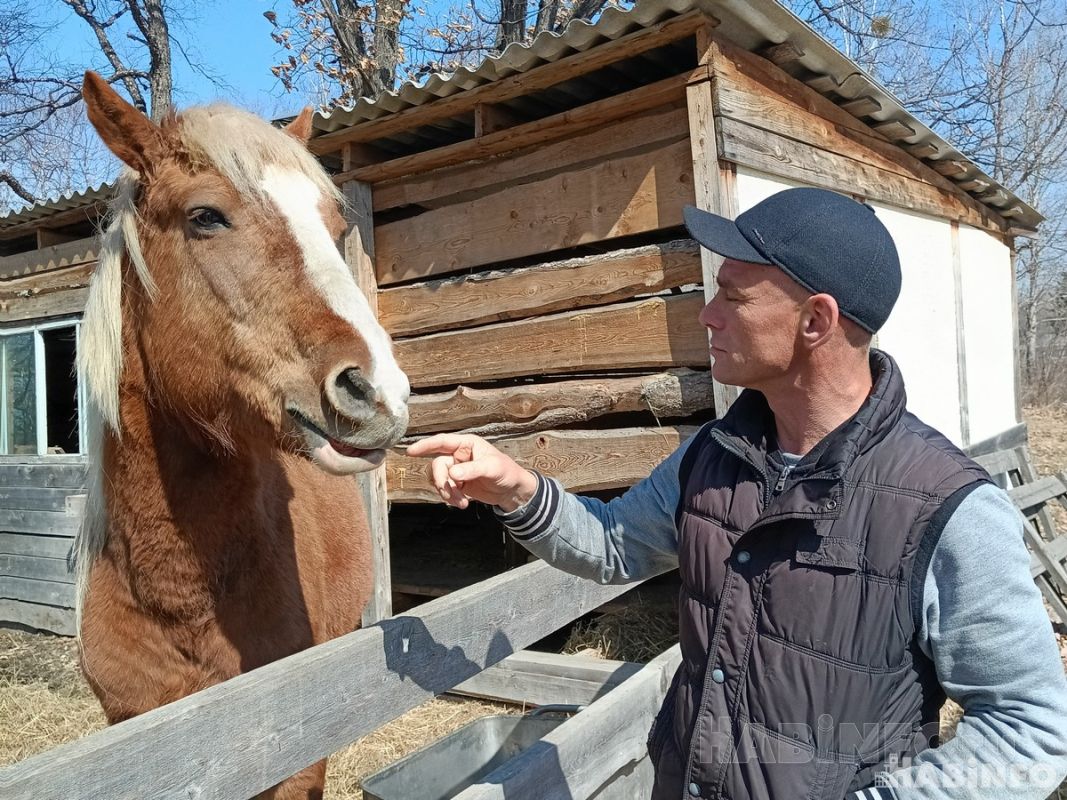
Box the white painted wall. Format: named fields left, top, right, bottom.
left=957, top=225, right=1017, bottom=442
left=732, top=167, right=1020, bottom=447
left=872, top=203, right=964, bottom=444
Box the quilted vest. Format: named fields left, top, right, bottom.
left=647, top=350, right=990, bottom=800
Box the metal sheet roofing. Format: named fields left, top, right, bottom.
left=1, top=0, right=1041, bottom=232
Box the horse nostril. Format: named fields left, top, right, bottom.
left=330, top=367, right=377, bottom=420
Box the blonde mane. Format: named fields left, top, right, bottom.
left=73, top=103, right=341, bottom=627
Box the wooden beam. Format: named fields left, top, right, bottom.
left=839, top=96, right=881, bottom=117
left=0, top=236, right=99, bottom=280
left=372, top=101, right=690, bottom=213
left=759, top=41, right=805, bottom=67
left=0, top=575, right=75, bottom=607
left=341, top=142, right=391, bottom=171
left=374, top=138, right=696, bottom=285
left=0, top=508, right=80, bottom=535
left=932, top=159, right=969, bottom=178
left=309, top=12, right=714, bottom=156
left=474, top=103, right=523, bottom=137
left=0, top=598, right=74, bottom=636
left=0, top=558, right=658, bottom=799
left=871, top=119, right=917, bottom=141
left=0, top=531, right=75, bottom=558
left=35, top=228, right=81, bottom=249
left=393, top=293, right=708, bottom=389
left=452, top=646, right=681, bottom=800
left=341, top=180, right=392, bottom=626
left=407, top=369, right=714, bottom=437
left=340, top=70, right=698, bottom=189
left=0, top=286, right=88, bottom=323
left=379, top=240, right=701, bottom=337
left=716, top=117, right=1004, bottom=233
left=0, top=461, right=86, bottom=488
left=0, top=203, right=104, bottom=242
left=0, top=553, right=74, bottom=584
left=906, top=142, right=941, bottom=159
left=686, top=69, right=738, bottom=416
left=389, top=425, right=698, bottom=502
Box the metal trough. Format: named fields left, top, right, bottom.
left=361, top=707, right=578, bottom=800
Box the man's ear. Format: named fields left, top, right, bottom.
left=82, top=71, right=167, bottom=176
left=801, top=293, right=840, bottom=347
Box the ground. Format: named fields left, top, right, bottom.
left=1, top=407, right=1066, bottom=797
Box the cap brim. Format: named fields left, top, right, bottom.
left=683, top=205, right=771, bottom=265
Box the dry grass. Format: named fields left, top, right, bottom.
left=0, top=627, right=517, bottom=799
left=562, top=604, right=678, bottom=663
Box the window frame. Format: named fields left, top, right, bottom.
left=0, top=315, right=83, bottom=457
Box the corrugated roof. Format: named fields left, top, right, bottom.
left=0, top=182, right=112, bottom=233
left=1, top=0, right=1042, bottom=232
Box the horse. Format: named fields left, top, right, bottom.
left=73, top=71, right=410, bottom=799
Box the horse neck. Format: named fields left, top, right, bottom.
left=102, top=341, right=275, bottom=573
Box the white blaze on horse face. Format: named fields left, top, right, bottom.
left=261, top=166, right=410, bottom=419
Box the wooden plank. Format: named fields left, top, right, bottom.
left=342, top=179, right=393, bottom=627
left=688, top=73, right=738, bottom=416
left=0, top=532, right=74, bottom=559
left=452, top=645, right=682, bottom=800
left=972, top=448, right=1025, bottom=478
left=1031, top=536, right=1067, bottom=578
left=0, top=553, right=74, bottom=584
left=0, top=575, right=75, bottom=607
left=375, top=139, right=696, bottom=284
left=716, top=117, right=1006, bottom=232
left=380, top=240, right=701, bottom=337
left=964, top=423, right=1027, bottom=459
left=0, top=237, right=99, bottom=279
left=373, top=102, right=689, bottom=212
left=0, top=486, right=82, bottom=511
left=389, top=425, right=698, bottom=502
left=0, top=260, right=95, bottom=294
left=450, top=650, right=643, bottom=707
left=407, top=369, right=714, bottom=437
left=0, top=558, right=662, bottom=799
left=1010, top=475, right=1067, bottom=516
left=1023, top=519, right=1067, bottom=596
left=0, top=286, right=88, bottom=323
left=0, top=462, right=86, bottom=489
left=0, top=598, right=75, bottom=635
left=309, top=12, right=712, bottom=155
left=707, top=37, right=1006, bottom=235
left=393, top=293, right=707, bottom=389
left=346, top=71, right=700, bottom=190
left=0, top=509, right=80, bottom=536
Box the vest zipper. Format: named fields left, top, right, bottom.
left=710, top=429, right=772, bottom=506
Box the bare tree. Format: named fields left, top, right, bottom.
left=0, top=0, right=181, bottom=212
left=266, top=0, right=620, bottom=107
left=266, top=0, right=411, bottom=108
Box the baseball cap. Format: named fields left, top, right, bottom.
left=683, top=187, right=902, bottom=333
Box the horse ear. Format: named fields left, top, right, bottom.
left=284, top=107, right=314, bottom=144
left=82, top=71, right=167, bottom=176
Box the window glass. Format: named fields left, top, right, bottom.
left=4, top=333, right=37, bottom=455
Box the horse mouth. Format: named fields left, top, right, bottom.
left=286, top=408, right=387, bottom=475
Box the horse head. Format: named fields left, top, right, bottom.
left=79, top=71, right=409, bottom=476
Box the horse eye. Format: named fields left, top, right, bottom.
left=189, top=207, right=229, bottom=231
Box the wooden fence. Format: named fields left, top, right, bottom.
left=0, top=557, right=676, bottom=799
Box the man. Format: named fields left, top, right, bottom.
left=407, top=188, right=1067, bottom=799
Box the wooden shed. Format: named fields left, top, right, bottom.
left=0, top=0, right=1039, bottom=634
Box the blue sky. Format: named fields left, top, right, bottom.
left=47, top=1, right=302, bottom=119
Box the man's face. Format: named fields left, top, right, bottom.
left=699, top=258, right=808, bottom=391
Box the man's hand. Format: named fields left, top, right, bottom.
left=405, top=434, right=539, bottom=511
